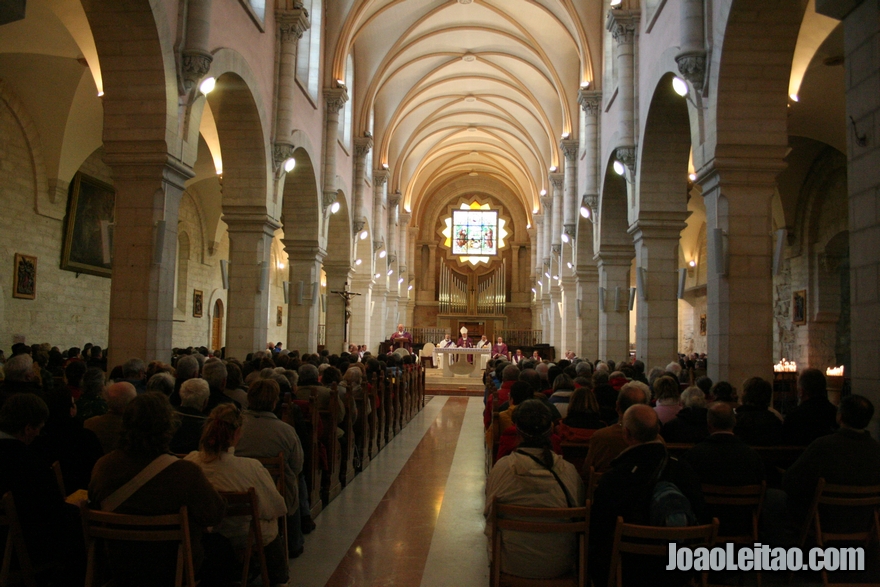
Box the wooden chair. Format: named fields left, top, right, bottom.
left=585, top=466, right=602, bottom=502
left=608, top=517, right=719, bottom=587
left=255, top=452, right=288, bottom=557
left=701, top=482, right=766, bottom=587
left=290, top=397, right=322, bottom=518
left=80, top=503, right=196, bottom=587
left=1, top=491, right=38, bottom=587
left=419, top=342, right=435, bottom=369
left=217, top=488, right=269, bottom=587
left=800, top=479, right=880, bottom=587
left=489, top=497, right=591, bottom=587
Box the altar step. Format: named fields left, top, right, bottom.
left=424, top=369, right=485, bottom=396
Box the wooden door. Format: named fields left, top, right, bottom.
left=211, top=299, right=223, bottom=351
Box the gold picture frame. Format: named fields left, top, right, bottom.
left=61, top=172, right=116, bottom=278
left=193, top=290, right=204, bottom=318
left=792, top=290, right=807, bottom=325
left=277, top=306, right=284, bottom=327
left=13, top=253, right=37, bottom=300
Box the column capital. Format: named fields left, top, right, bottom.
left=549, top=172, right=564, bottom=191
left=627, top=211, right=690, bottom=241
left=578, top=89, right=603, bottom=116
left=181, top=50, right=213, bottom=92
left=676, top=52, right=706, bottom=91
left=354, top=135, right=373, bottom=159
left=325, top=87, right=349, bottom=113
left=373, top=169, right=389, bottom=187
left=388, top=191, right=402, bottom=208
left=606, top=10, right=640, bottom=46
left=594, top=245, right=635, bottom=267
left=615, top=145, right=637, bottom=173
left=222, top=207, right=282, bottom=235
left=399, top=211, right=411, bottom=226
left=277, top=6, right=310, bottom=43
left=283, top=242, right=327, bottom=263
left=559, top=139, right=579, bottom=161
left=697, top=155, right=788, bottom=192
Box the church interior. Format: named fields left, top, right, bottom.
left=2, top=0, right=880, bottom=584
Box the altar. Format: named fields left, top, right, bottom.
left=435, top=347, right=490, bottom=378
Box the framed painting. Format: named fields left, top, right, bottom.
left=12, top=253, right=37, bottom=299
left=193, top=290, right=204, bottom=318
left=276, top=306, right=283, bottom=326
left=792, top=290, right=807, bottom=325
left=61, top=172, right=115, bottom=277
left=699, top=314, right=707, bottom=336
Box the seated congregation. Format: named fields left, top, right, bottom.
left=483, top=355, right=880, bottom=586
left=0, top=341, right=425, bottom=586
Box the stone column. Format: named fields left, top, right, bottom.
left=385, top=192, right=401, bottom=335
left=550, top=173, right=564, bottom=251
left=701, top=163, right=780, bottom=386
left=104, top=157, right=192, bottom=368
left=560, top=139, right=579, bottom=238
left=352, top=135, right=373, bottom=234
left=675, top=0, right=706, bottom=91
left=577, top=266, right=600, bottom=360
left=372, top=169, right=389, bottom=252
left=273, top=7, right=310, bottom=162
left=324, top=263, right=353, bottom=354
left=596, top=249, right=633, bottom=362
left=607, top=9, right=640, bottom=171
left=578, top=89, right=602, bottom=203
left=284, top=243, right=325, bottom=352
left=560, top=275, right=578, bottom=355
left=630, top=213, right=688, bottom=371
left=816, top=0, right=880, bottom=423
left=511, top=245, right=521, bottom=293
left=427, top=244, right=438, bottom=295
left=223, top=209, right=282, bottom=360
left=349, top=275, right=373, bottom=348
left=533, top=214, right=544, bottom=287
left=322, top=87, right=348, bottom=211
left=541, top=196, right=553, bottom=268
left=370, top=270, right=388, bottom=352
left=179, top=0, right=213, bottom=93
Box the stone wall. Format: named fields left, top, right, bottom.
left=0, top=96, right=111, bottom=349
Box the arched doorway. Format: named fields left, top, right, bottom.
left=212, top=299, right=224, bottom=352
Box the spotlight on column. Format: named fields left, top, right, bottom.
left=545, top=271, right=551, bottom=279
left=408, top=284, right=413, bottom=291
left=549, top=166, right=558, bottom=172
left=359, top=230, right=368, bottom=240
left=378, top=249, right=387, bottom=259
left=258, top=261, right=270, bottom=292
left=398, top=277, right=404, bottom=284
left=672, top=76, right=688, bottom=97
left=355, top=258, right=362, bottom=266
left=580, top=204, right=591, bottom=219
left=613, top=160, right=626, bottom=176
left=561, top=232, right=570, bottom=243
left=283, top=157, right=296, bottom=173
left=387, top=268, right=394, bottom=276
left=773, top=228, right=787, bottom=276
left=311, top=282, right=319, bottom=306
left=153, top=220, right=166, bottom=265
left=628, top=287, right=636, bottom=311
left=678, top=268, right=687, bottom=299
left=330, top=201, right=341, bottom=214
left=283, top=281, right=290, bottom=304
left=220, top=260, right=230, bottom=290
left=296, top=280, right=304, bottom=305
left=636, top=267, right=647, bottom=301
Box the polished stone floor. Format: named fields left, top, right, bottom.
left=289, top=396, right=489, bottom=587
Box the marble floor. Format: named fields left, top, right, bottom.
left=289, top=396, right=489, bottom=587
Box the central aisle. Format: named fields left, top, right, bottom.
left=290, top=396, right=490, bottom=587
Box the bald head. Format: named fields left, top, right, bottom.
left=617, top=381, right=650, bottom=416
left=707, top=402, right=736, bottom=433
left=622, top=404, right=660, bottom=445
left=105, top=382, right=137, bottom=414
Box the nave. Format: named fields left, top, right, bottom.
left=292, top=397, right=488, bottom=587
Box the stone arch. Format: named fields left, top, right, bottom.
left=326, top=188, right=353, bottom=266
left=281, top=145, right=322, bottom=246
left=596, top=156, right=631, bottom=255
left=0, top=80, right=51, bottom=216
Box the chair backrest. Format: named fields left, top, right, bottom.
left=79, top=502, right=195, bottom=587
left=1, top=491, right=37, bottom=587
left=490, top=497, right=590, bottom=587
left=217, top=488, right=268, bottom=587
left=255, top=452, right=285, bottom=498
left=421, top=342, right=435, bottom=356
left=809, top=479, right=880, bottom=545
left=700, top=482, right=765, bottom=541
left=608, top=517, right=719, bottom=587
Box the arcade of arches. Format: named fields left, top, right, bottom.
left=1, top=0, right=879, bottom=427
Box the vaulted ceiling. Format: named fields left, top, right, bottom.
left=333, top=0, right=602, bottom=223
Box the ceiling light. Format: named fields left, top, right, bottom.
left=462, top=53, right=476, bottom=62
left=379, top=250, right=387, bottom=259
left=561, top=233, right=570, bottom=243
left=464, top=96, right=476, bottom=102
left=199, top=77, right=216, bottom=95
left=672, top=76, right=688, bottom=97
left=359, top=230, right=368, bottom=240
left=283, top=157, right=296, bottom=173
left=387, top=269, right=394, bottom=276
left=580, top=205, right=591, bottom=219
left=613, top=161, right=626, bottom=176
left=789, top=94, right=799, bottom=102
left=688, top=173, right=697, bottom=181
left=689, top=260, right=696, bottom=267
left=330, top=201, right=341, bottom=214
left=97, top=91, right=104, bottom=97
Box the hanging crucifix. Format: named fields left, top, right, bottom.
left=330, top=281, right=361, bottom=351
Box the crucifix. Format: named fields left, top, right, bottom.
left=330, top=281, right=361, bottom=351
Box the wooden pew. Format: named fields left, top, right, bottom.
left=319, top=383, right=342, bottom=506
left=287, top=395, right=322, bottom=518
left=559, top=440, right=591, bottom=483
left=339, top=391, right=356, bottom=487
left=372, top=371, right=385, bottom=454
left=354, top=389, right=371, bottom=473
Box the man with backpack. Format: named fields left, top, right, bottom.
left=589, top=404, right=704, bottom=587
